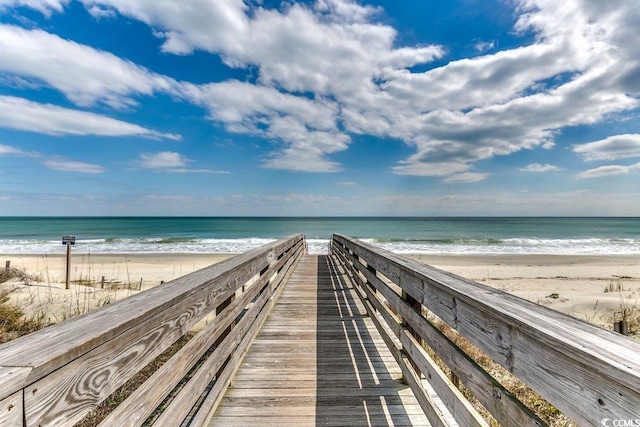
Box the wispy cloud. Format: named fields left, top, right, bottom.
left=0, top=143, right=38, bottom=157
left=474, top=40, right=495, bottom=53
left=573, top=134, right=640, bottom=161
left=443, top=172, right=489, bottom=184
left=0, top=24, right=180, bottom=109
left=519, top=163, right=561, bottom=172
left=137, top=152, right=228, bottom=174
left=577, top=163, right=640, bottom=179
left=0, top=0, right=69, bottom=17
left=43, top=158, right=106, bottom=174
left=0, top=95, right=180, bottom=139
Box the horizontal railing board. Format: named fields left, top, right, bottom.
left=154, top=244, right=302, bottom=426
left=0, top=367, right=30, bottom=402
left=333, top=246, right=486, bottom=427
left=0, top=235, right=304, bottom=427
left=334, top=240, right=544, bottom=427
left=98, top=244, right=301, bottom=426
left=333, top=234, right=640, bottom=426
left=0, top=235, right=303, bottom=392
left=399, top=329, right=487, bottom=427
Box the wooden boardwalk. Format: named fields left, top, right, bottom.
left=210, top=255, right=431, bottom=426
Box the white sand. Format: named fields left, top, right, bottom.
left=0, top=253, right=232, bottom=324
left=2, top=252, right=639, bottom=330
left=409, top=254, right=640, bottom=329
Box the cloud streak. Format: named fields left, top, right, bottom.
left=137, top=151, right=229, bottom=174
left=574, top=134, right=640, bottom=161
left=42, top=158, right=106, bottom=174
left=0, top=95, right=180, bottom=139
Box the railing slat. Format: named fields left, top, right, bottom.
left=188, top=245, right=300, bottom=426
left=96, top=249, right=285, bottom=427
left=333, top=233, right=640, bottom=426
left=335, top=240, right=545, bottom=427
left=0, top=234, right=304, bottom=427
left=333, top=248, right=488, bottom=427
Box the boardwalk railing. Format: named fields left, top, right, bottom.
left=331, top=234, right=640, bottom=427
left=0, top=234, right=305, bottom=426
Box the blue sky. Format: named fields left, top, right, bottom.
left=0, top=0, right=639, bottom=216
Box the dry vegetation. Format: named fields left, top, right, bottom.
left=422, top=311, right=577, bottom=427
left=0, top=268, right=50, bottom=343
left=0, top=266, right=197, bottom=426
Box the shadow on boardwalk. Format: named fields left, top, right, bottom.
left=315, top=255, right=427, bottom=426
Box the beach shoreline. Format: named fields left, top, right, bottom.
left=2, top=252, right=639, bottom=331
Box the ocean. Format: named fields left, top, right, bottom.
left=0, top=217, right=638, bottom=256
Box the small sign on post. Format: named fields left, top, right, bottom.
left=62, top=235, right=76, bottom=246
left=62, top=235, right=75, bottom=289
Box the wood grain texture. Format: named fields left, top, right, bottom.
left=0, top=367, right=30, bottom=401
left=333, top=234, right=640, bottom=426
left=0, top=235, right=303, bottom=427
left=335, top=241, right=545, bottom=427
left=337, top=251, right=468, bottom=427
left=0, top=391, right=22, bottom=427
left=210, top=255, right=431, bottom=426
left=188, top=244, right=300, bottom=426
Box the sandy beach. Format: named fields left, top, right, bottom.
left=1, top=252, right=639, bottom=332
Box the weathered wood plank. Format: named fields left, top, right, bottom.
left=400, top=329, right=488, bottom=427
left=337, top=242, right=545, bottom=427
left=0, top=366, right=30, bottom=401
left=188, top=244, right=300, bottom=426
left=210, top=255, right=431, bottom=426
left=0, top=235, right=303, bottom=427
left=333, top=234, right=640, bottom=425
left=0, top=391, right=22, bottom=427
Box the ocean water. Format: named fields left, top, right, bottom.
left=0, top=217, right=638, bottom=256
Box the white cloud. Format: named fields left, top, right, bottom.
left=87, top=5, right=116, bottom=19
left=474, top=40, right=495, bottom=53
left=0, top=24, right=180, bottom=109
left=183, top=81, right=349, bottom=172
left=137, top=151, right=227, bottom=173
left=577, top=163, right=640, bottom=179
left=519, top=163, right=561, bottom=172
left=0, top=143, right=37, bottom=157
left=0, top=95, right=180, bottom=139
left=43, top=158, right=106, bottom=174
left=4, top=0, right=640, bottom=179
left=139, top=151, right=189, bottom=169
left=573, top=134, right=640, bottom=161
left=79, top=0, right=250, bottom=56
left=443, top=172, right=489, bottom=184
left=0, top=0, right=69, bottom=17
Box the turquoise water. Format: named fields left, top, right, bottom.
left=0, top=217, right=638, bottom=255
